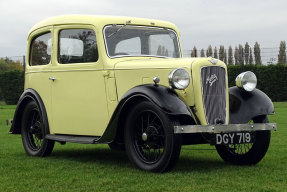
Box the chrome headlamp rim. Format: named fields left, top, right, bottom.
left=168, top=68, right=190, bottom=90
left=235, top=71, right=257, bottom=92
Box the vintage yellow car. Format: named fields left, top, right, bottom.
left=10, top=15, right=277, bottom=172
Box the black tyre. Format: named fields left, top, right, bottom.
left=216, top=115, right=270, bottom=165
left=21, top=101, right=55, bottom=157
left=124, top=101, right=181, bottom=172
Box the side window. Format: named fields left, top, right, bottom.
left=30, top=32, right=51, bottom=66
left=58, top=29, right=98, bottom=64
left=115, top=37, right=141, bottom=56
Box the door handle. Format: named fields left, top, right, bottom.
left=49, top=77, right=56, bottom=81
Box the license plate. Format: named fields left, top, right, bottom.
left=215, top=132, right=254, bottom=145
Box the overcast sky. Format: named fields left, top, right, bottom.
left=0, top=0, right=286, bottom=57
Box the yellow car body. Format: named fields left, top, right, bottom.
left=10, top=15, right=276, bottom=172
left=24, top=15, right=228, bottom=136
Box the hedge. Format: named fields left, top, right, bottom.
left=0, top=89, right=3, bottom=100
left=0, top=65, right=286, bottom=105
left=227, top=65, right=287, bottom=101
left=0, top=70, right=24, bottom=105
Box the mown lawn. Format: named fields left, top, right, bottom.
left=0, top=102, right=286, bottom=192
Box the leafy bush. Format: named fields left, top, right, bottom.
left=0, top=59, right=10, bottom=71
left=227, top=64, right=287, bottom=101
left=0, top=58, right=24, bottom=102
left=0, top=71, right=24, bottom=105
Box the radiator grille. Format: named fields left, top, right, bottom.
left=201, top=66, right=226, bottom=124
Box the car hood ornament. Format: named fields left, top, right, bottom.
left=208, top=58, right=218, bottom=65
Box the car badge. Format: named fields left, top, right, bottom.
left=206, top=74, right=218, bottom=86
left=208, top=58, right=218, bottom=65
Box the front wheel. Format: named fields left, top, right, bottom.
left=124, top=101, right=181, bottom=172
left=21, top=101, right=55, bottom=157
left=216, top=115, right=271, bottom=165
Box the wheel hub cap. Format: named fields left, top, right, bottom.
left=142, top=133, right=148, bottom=141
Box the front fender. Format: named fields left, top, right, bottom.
left=229, top=86, right=274, bottom=124
left=98, top=84, right=193, bottom=143
left=120, top=85, right=191, bottom=115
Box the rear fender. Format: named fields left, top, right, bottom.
left=9, top=89, right=49, bottom=134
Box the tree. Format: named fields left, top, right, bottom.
left=214, top=47, right=218, bottom=59
left=244, top=42, right=250, bottom=64
left=206, top=45, right=213, bottom=57
left=219, top=45, right=225, bottom=61
left=228, top=46, right=233, bottom=65
left=249, top=48, right=254, bottom=65
left=157, top=46, right=168, bottom=56
left=278, top=41, right=286, bottom=64
left=0, top=58, right=24, bottom=101
left=238, top=44, right=244, bottom=65
left=165, top=50, right=168, bottom=57
left=223, top=50, right=227, bottom=63
left=200, top=49, right=205, bottom=57
left=0, top=58, right=23, bottom=71
left=254, top=42, right=262, bottom=65
left=0, top=58, right=9, bottom=72
left=157, top=45, right=162, bottom=56
left=234, top=46, right=239, bottom=65
left=191, top=46, right=198, bottom=57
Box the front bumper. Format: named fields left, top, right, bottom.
left=174, top=123, right=277, bottom=134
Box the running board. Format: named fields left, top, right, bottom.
left=46, top=134, right=101, bottom=144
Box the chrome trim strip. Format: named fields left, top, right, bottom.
left=174, top=123, right=277, bottom=134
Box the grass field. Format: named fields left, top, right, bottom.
left=0, top=102, right=286, bottom=192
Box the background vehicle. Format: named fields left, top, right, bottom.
left=10, top=15, right=277, bottom=172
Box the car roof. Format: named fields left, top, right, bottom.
left=29, top=15, right=179, bottom=34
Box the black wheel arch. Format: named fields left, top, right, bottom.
left=229, top=86, right=274, bottom=124
left=9, top=88, right=50, bottom=135
left=98, top=85, right=195, bottom=143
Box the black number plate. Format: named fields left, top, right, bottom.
left=215, top=132, right=254, bottom=145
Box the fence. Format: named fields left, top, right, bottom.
left=1, top=47, right=286, bottom=65
left=183, top=47, right=285, bottom=65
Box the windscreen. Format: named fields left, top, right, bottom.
left=104, top=25, right=180, bottom=58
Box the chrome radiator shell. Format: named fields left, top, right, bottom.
left=200, top=66, right=227, bottom=124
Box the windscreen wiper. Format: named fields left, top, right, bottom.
left=107, top=20, right=131, bottom=38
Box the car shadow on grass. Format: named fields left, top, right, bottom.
left=174, top=156, right=230, bottom=173
left=48, top=144, right=234, bottom=173
left=50, top=145, right=132, bottom=169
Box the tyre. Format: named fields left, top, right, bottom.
left=21, top=101, right=55, bottom=157
left=216, top=115, right=271, bottom=165
left=124, top=101, right=181, bottom=172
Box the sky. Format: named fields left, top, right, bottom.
left=0, top=0, right=286, bottom=58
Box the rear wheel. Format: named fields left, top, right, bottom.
left=124, top=101, right=181, bottom=172
left=216, top=115, right=270, bottom=165
left=21, top=101, right=54, bottom=156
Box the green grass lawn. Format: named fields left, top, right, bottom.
left=0, top=102, right=286, bottom=192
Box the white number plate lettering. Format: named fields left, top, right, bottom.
left=215, top=132, right=253, bottom=145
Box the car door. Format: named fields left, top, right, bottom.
left=50, top=25, right=109, bottom=136
left=26, top=28, right=53, bottom=127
